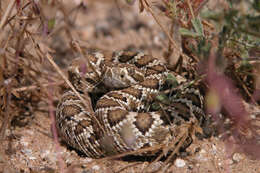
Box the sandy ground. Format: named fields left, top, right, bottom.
left=1, top=0, right=260, bottom=172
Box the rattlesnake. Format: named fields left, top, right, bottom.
left=55, top=50, right=206, bottom=158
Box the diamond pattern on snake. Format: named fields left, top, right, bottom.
left=55, top=50, right=206, bottom=158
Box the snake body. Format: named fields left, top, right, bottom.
left=55, top=50, right=205, bottom=158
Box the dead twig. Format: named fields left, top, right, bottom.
left=0, top=84, right=12, bottom=141
left=45, top=53, right=96, bottom=117
left=46, top=83, right=66, bottom=172
left=11, top=81, right=63, bottom=93
left=141, top=0, right=199, bottom=63
left=2, top=1, right=31, bottom=29
left=0, top=0, right=16, bottom=30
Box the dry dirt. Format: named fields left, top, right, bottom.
left=0, top=0, right=260, bottom=173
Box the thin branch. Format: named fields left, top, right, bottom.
left=46, top=84, right=66, bottom=172
left=44, top=53, right=105, bottom=134
left=11, top=81, right=64, bottom=92
left=45, top=53, right=91, bottom=113
left=0, top=0, right=16, bottom=30
left=2, top=1, right=31, bottom=29
left=143, top=1, right=198, bottom=62
left=0, top=85, right=11, bottom=141
left=187, top=0, right=195, bottom=20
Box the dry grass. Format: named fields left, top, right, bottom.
left=0, top=0, right=259, bottom=172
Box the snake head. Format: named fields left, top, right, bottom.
left=103, top=63, right=145, bottom=89
left=67, top=56, right=145, bottom=92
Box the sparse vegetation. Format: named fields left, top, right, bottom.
left=0, top=0, right=259, bottom=172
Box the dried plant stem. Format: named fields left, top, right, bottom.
left=115, top=163, right=143, bottom=173
left=12, top=81, right=63, bottom=93
left=0, top=0, right=16, bottom=30
left=47, top=86, right=66, bottom=172
left=44, top=53, right=105, bottom=134
left=142, top=123, right=192, bottom=173
left=143, top=2, right=193, bottom=62
left=187, top=0, right=195, bottom=19
left=0, top=87, right=11, bottom=141
left=233, top=72, right=256, bottom=104
left=45, top=54, right=87, bottom=110
left=164, top=127, right=190, bottom=165
left=88, top=123, right=195, bottom=171
left=4, top=2, right=31, bottom=28
left=65, top=143, right=168, bottom=171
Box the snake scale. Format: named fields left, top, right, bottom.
left=55, top=50, right=206, bottom=158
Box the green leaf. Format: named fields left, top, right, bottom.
left=179, top=28, right=199, bottom=37
left=48, top=18, right=55, bottom=30
left=155, top=94, right=170, bottom=104
left=179, top=18, right=204, bottom=38
left=125, top=0, right=135, bottom=5
left=166, top=74, right=179, bottom=88
left=156, top=94, right=167, bottom=101
left=253, top=0, right=260, bottom=12
left=191, top=18, right=204, bottom=37
left=151, top=102, right=160, bottom=110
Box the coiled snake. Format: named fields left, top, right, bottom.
left=55, top=50, right=206, bottom=158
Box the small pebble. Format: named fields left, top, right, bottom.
left=197, top=149, right=208, bottom=161
left=232, top=153, right=243, bottom=162
left=92, top=165, right=100, bottom=171
left=4, top=79, right=12, bottom=85
left=250, top=114, right=256, bottom=119
left=22, top=149, right=32, bottom=155
left=212, top=144, right=217, bottom=154
left=200, top=149, right=206, bottom=154
left=175, top=158, right=186, bottom=168
left=29, top=156, right=37, bottom=160
left=149, top=162, right=162, bottom=172
left=226, top=159, right=233, bottom=165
